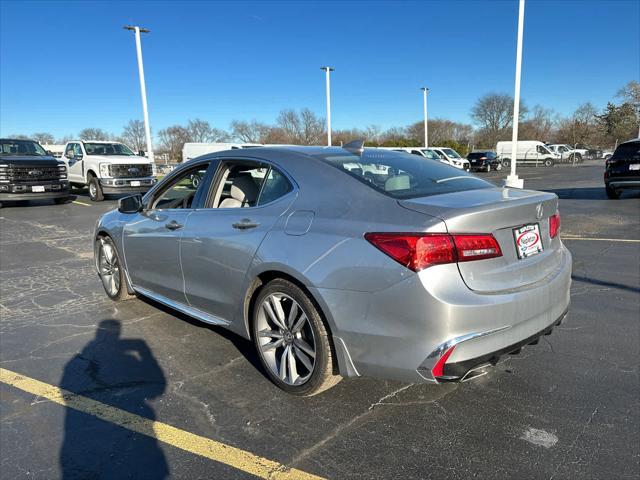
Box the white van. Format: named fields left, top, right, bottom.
left=496, top=141, right=559, bottom=167
left=425, top=147, right=470, bottom=171
left=182, top=142, right=262, bottom=162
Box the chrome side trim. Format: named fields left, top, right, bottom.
left=427, top=325, right=512, bottom=359
left=133, top=285, right=230, bottom=326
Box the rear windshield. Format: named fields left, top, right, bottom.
left=315, top=150, right=492, bottom=199
left=611, top=142, right=640, bottom=160
left=468, top=152, right=496, bottom=159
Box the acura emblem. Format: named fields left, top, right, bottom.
left=535, top=203, right=544, bottom=219
left=28, top=170, right=43, bottom=176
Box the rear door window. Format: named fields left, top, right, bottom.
left=316, top=150, right=491, bottom=199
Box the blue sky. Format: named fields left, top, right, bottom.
left=1, top=0, right=638, bottom=139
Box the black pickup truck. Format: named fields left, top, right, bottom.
left=0, top=138, right=71, bottom=207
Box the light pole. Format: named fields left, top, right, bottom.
left=124, top=25, right=154, bottom=163
left=505, top=0, right=525, bottom=189
left=321, top=66, right=334, bottom=146
left=421, top=87, right=429, bottom=148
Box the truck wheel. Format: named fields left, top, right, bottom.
left=88, top=175, right=104, bottom=202
left=502, top=158, right=511, bottom=168
left=605, top=185, right=620, bottom=199
left=544, top=158, right=554, bottom=167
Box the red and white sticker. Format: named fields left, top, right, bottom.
left=513, top=224, right=543, bottom=259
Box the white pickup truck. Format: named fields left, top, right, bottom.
left=547, top=144, right=586, bottom=163
left=61, top=141, right=156, bottom=201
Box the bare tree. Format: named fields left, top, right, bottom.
left=78, top=128, right=110, bottom=141
left=121, top=120, right=146, bottom=152
left=616, top=80, right=640, bottom=114
left=32, top=132, right=55, bottom=144
left=299, top=109, right=325, bottom=145
left=519, top=105, right=555, bottom=142
left=471, top=93, right=527, bottom=147
left=57, top=135, right=75, bottom=144
left=7, top=134, right=30, bottom=139
left=157, top=126, right=190, bottom=162
left=276, top=109, right=302, bottom=144
left=186, top=119, right=229, bottom=143
left=230, top=120, right=269, bottom=143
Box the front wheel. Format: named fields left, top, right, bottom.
left=502, top=158, right=511, bottom=168
left=88, top=176, right=104, bottom=201
left=252, top=279, right=341, bottom=396
left=96, top=236, right=134, bottom=301
left=485, top=163, right=491, bottom=172
left=544, top=158, right=554, bottom=167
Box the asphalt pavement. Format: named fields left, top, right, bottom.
left=1, top=160, right=638, bottom=479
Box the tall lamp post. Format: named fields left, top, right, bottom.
left=124, top=25, right=154, bottom=163
left=505, top=0, right=525, bottom=189
left=421, top=87, right=429, bottom=148
left=321, top=66, right=334, bottom=146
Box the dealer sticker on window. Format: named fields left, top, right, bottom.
left=513, top=224, right=543, bottom=259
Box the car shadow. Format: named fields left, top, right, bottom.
left=59, top=319, right=169, bottom=479
left=135, top=295, right=265, bottom=375
left=572, top=274, right=640, bottom=294
left=545, top=187, right=640, bottom=200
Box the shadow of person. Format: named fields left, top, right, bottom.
left=59, top=320, right=169, bottom=479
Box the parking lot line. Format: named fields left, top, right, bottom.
left=0, top=368, right=323, bottom=480
left=72, top=200, right=91, bottom=206
left=562, top=236, right=640, bottom=243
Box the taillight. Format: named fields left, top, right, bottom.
left=364, top=232, right=502, bottom=272
left=549, top=211, right=561, bottom=239
left=431, top=345, right=456, bottom=378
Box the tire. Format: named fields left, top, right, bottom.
left=252, top=278, right=341, bottom=396
left=502, top=158, right=511, bottom=168
left=54, top=196, right=72, bottom=205
left=88, top=175, right=104, bottom=202
left=96, top=236, right=134, bottom=301
left=605, top=185, right=620, bottom=199
left=485, top=163, right=491, bottom=172
left=544, top=158, right=554, bottom=167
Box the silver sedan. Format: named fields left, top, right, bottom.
left=94, top=145, right=572, bottom=395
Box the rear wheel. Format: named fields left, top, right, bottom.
left=88, top=175, right=104, bottom=202
left=96, top=236, right=134, bottom=300
left=252, top=279, right=341, bottom=396
left=502, top=158, right=511, bottom=168
left=544, top=158, right=554, bottom=167
left=605, top=185, right=620, bottom=199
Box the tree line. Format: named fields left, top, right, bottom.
left=9, top=81, right=638, bottom=161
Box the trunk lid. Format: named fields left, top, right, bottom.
left=400, top=187, right=562, bottom=292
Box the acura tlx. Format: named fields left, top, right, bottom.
left=94, top=143, right=571, bottom=395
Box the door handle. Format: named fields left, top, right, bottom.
left=165, top=220, right=183, bottom=230
left=232, top=219, right=259, bottom=230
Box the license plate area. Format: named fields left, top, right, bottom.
left=130, top=180, right=141, bottom=187
left=32, top=186, right=45, bottom=192
left=629, top=163, right=640, bottom=171
left=513, top=224, right=543, bottom=259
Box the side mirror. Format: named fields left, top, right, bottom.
left=118, top=194, right=143, bottom=214
left=138, top=150, right=146, bottom=157
left=66, top=150, right=75, bottom=160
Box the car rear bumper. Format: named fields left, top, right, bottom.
left=315, top=243, right=572, bottom=383
left=606, top=178, right=640, bottom=190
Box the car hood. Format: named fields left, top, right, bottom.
left=89, top=155, right=151, bottom=164
left=0, top=155, right=62, bottom=166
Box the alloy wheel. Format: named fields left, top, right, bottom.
left=256, top=293, right=316, bottom=386
left=98, top=241, right=121, bottom=297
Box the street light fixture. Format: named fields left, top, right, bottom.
left=505, top=0, right=525, bottom=189
left=421, top=87, right=429, bottom=148
left=321, top=66, right=334, bottom=146
left=124, top=25, right=154, bottom=163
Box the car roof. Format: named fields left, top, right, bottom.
left=619, top=138, right=640, bottom=145
left=1, top=138, right=37, bottom=142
